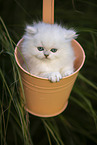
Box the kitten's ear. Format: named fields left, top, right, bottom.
left=65, top=30, right=78, bottom=41
left=25, top=25, right=37, bottom=35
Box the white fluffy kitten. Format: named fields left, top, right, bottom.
left=21, top=22, right=77, bottom=82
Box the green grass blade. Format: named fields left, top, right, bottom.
left=78, top=73, right=97, bottom=90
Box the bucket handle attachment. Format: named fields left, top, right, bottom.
left=43, top=0, right=54, bottom=24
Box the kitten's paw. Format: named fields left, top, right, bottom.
left=48, top=72, right=62, bottom=82
left=62, top=70, right=74, bottom=77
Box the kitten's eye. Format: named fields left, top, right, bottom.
left=37, top=47, right=44, bottom=51
left=50, top=48, right=57, bottom=53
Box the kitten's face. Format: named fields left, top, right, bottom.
left=34, top=46, right=58, bottom=60
left=22, top=22, right=77, bottom=61
left=30, top=38, right=63, bottom=60
left=23, top=33, right=64, bottom=61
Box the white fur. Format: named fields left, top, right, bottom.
left=21, top=22, right=77, bottom=82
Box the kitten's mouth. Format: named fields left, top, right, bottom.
left=35, top=55, right=50, bottom=60
left=44, top=57, right=49, bottom=60
left=45, top=57, right=49, bottom=59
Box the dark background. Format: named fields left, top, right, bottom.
left=0, top=0, right=97, bottom=41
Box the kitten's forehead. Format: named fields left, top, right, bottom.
left=41, top=40, right=56, bottom=50
left=35, top=33, right=63, bottom=49
left=33, top=23, right=66, bottom=49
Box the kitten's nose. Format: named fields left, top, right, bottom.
left=44, top=54, right=49, bottom=58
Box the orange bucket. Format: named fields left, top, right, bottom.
left=14, top=38, right=85, bottom=117
left=14, top=0, right=85, bottom=117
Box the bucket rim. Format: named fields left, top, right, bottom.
left=14, top=38, right=85, bottom=81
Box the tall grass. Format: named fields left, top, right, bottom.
left=0, top=17, right=33, bottom=145
left=0, top=0, right=97, bottom=145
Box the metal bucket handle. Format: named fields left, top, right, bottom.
left=43, top=0, right=54, bottom=24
